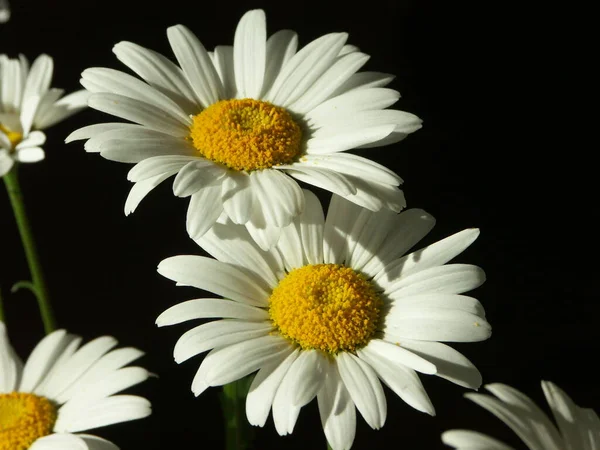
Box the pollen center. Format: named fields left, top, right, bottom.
left=269, top=264, right=382, bottom=354
left=0, top=392, right=57, bottom=450
left=0, top=123, right=23, bottom=149
left=189, top=99, right=302, bottom=171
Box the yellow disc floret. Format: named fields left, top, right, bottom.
left=189, top=99, right=302, bottom=171
left=0, top=392, right=57, bottom=450
left=269, top=264, right=382, bottom=354
left=0, top=123, right=23, bottom=149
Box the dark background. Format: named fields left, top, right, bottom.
left=0, top=1, right=594, bottom=449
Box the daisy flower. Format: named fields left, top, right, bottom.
left=66, top=9, right=421, bottom=249
left=0, top=54, right=89, bottom=177
left=442, top=381, right=600, bottom=450
left=0, top=321, right=152, bottom=450
left=156, top=191, right=490, bottom=450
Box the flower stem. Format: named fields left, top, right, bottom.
left=221, top=378, right=254, bottom=450
left=3, top=167, right=56, bottom=334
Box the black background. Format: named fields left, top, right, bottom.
left=0, top=1, right=595, bottom=449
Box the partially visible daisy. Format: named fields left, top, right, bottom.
left=0, top=54, right=89, bottom=177
left=0, top=321, right=152, bottom=450
left=66, top=9, right=421, bottom=249
left=156, top=191, right=489, bottom=450
left=442, top=381, right=600, bottom=450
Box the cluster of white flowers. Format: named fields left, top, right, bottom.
left=1, top=8, right=597, bottom=450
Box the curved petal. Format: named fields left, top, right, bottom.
left=185, top=183, right=224, bottom=239
left=233, top=9, right=266, bottom=98
left=299, top=189, right=325, bottom=265
left=0, top=322, right=22, bottom=393
left=441, top=430, right=515, bottom=450
left=263, top=30, right=298, bottom=95
left=124, top=169, right=179, bottom=215
left=157, top=298, right=268, bottom=326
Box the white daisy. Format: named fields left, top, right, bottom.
left=156, top=191, right=490, bottom=450
left=442, top=381, right=600, bottom=450
left=65, top=9, right=421, bottom=249
left=0, top=321, right=152, bottom=450
left=0, top=54, right=89, bottom=177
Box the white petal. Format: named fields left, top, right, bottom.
left=263, top=30, right=298, bottom=94
left=305, top=87, right=400, bottom=124
left=22, top=54, right=53, bottom=105
left=112, top=41, right=198, bottom=114
left=221, top=172, right=254, bottom=224
left=30, top=433, right=89, bottom=450
left=0, top=322, right=21, bottom=393
left=541, top=381, right=590, bottom=450
left=250, top=169, right=303, bottom=227
left=441, top=430, right=515, bottom=450
left=246, top=349, right=299, bottom=427
left=382, top=308, right=492, bottom=342
left=362, top=208, right=435, bottom=277
left=174, top=320, right=272, bottom=363
left=312, top=109, right=422, bottom=138
left=81, top=67, right=190, bottom=124
left=172, top=159, right=227, bottom=197
left=336, top=352, right=386, bottom=430
left=186, top=184, right=224, bottom=239
left=88, top=93, right=189, bottom=137
left=299, top=189, right=324, bottom=265
left=341, top=175, right=406, bottom=213
left=37, top=336, right=118, bottom=400
left=157, top=255, right=269, bottom=306
left=290, top=52, right=369, bottom=114
left=272, top=359, right=302, bottom=436
left=285, top=350, right=326, bottom=407
left=124, top=170, right=178, bottom=215
left=322, top=193, right=364, bottom=264
left=1, top=57, right=24, bottom=112
left=361, top=339, right=436, bottom=375
left=16, top=146, right=45, bottom=163
left=77, top=435, right=119, bottom=450
left=317, top=361, right=356, bottom=450
left=212, top=45, right=236, bottom=99
left=16, top=130, right=46, bottom=149
left=305, top=124, right=395, bottom=155
left=266, top=33, right=348, bottom=106
left=19, top=329, right=71, bottom=392
left=20, top=94, right=41, bottom=135
left=357, top=346, right=435, bottom=415
left=386, top=293, right=486, bottom=319
left=330, top=71, right=395, bottom=97
left=233, top=9, right=266, bottom=98
left=275, top=221, right=305, bottom=271
left=384, top=264, right=486, bottom=299
left=196, top=220, right=282, bottom=288
left=65, top=123, right=136, bottom=146
left=298, top=152, right=401, bottom=187
left=167, top=25, right=224, bottom=107
left=283, top=166, right=356, bottom=197
left=375, top=228, right=481, bottom=286
left=127, top=155, right=196, bottom=182
left=245, top=217, right=283, bottom=251
left=34, top=90, right=90, bottom=129
left=192, top=335, right=291, bottom=395
left=54, top=394, right=151, bottom=433
left=396, top=339, right=482, bottom=389
left=157, top=298, right=268, bottom=326
left=0, top=151, right=14, bottom=177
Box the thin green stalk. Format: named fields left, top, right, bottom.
left=221, top=378, right=254, bottom=450
left=3, top=167, right=56, bottom=334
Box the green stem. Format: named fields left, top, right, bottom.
left=221, top=378, right=253, bottom=450
left=3, top=167, right=56, bottom=334
left=327, top=444, right=333, bottom=450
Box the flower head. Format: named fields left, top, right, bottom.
left=442, top=381, right=600, bottom=450
left=0, top=321, right=152, bottom=449
left=157, top=192, right=489, bottom=450
left=0, top=54, right=89, bottom=177
left=66, top=9, right=421, bottom=249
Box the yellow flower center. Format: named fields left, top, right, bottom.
left=189, top=99, right=303, bottom=171
left=0, top=123, right=23, bottom=149
left=0, top=392, right=57, bottom=450
left=269, top=264, right=382, bottom=354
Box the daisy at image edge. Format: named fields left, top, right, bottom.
left=66, top=8, right=421, bottom=249
left=442, top=381, right=600, bottom=450
left=1, top=54, right=89, bottom=176
left=156, top=190, right=490, bottom=450
left=0, top=321, right=152, bottom=450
